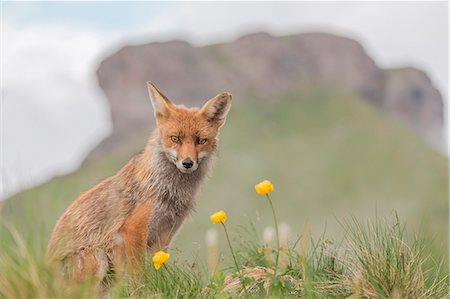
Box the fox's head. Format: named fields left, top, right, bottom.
left=147, top=82, right=232, bottom=174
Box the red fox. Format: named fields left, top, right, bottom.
left=47, top=82, right=232, bottom=286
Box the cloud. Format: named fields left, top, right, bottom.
left=333, top=2, right=448, bottom=98
left=133, top=2, right=355, bottom=45
left=1, top=18, right=112, bottom=197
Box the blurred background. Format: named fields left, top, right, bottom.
left=1, top=2, right=448, bottom=258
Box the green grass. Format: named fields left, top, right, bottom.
left=0, top=213, right=447, bottom=298
left=0, top=86, right=448, bottom=297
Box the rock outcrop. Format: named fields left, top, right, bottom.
left=383, top=67, right=444, bottom=149
left=90, top=32, right=444, bottom=159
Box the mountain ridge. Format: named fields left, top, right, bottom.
left=89, top=31, right=444, bottom=161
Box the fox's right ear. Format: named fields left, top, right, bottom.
left=147, top=81, right=173, bottom=120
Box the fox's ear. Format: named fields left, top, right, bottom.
left=147, top=81, right=173, bottom=120
left=200, top=92, right=232, bottom=126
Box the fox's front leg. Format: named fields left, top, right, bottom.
left=119, top=202, right=152, bottom=278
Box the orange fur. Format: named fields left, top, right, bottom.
left=72, top=251, right=100, bottom=284
left=120, top=202, right=152, bottom=276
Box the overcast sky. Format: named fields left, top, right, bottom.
left=1, top=1, right=448, bottom=198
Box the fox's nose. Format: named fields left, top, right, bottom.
left=182, top=158, right=194, bottom=169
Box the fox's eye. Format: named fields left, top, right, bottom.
left=198, top=138, right=207, bottom=145
left=170, top=136, right=180, bottom=143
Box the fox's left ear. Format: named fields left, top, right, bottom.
left=200, top=92, right=232, bottom=126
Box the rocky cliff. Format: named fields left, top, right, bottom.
left=90, top=32, right=444, bottom=159
left=383, top=67, right=444, bottom=149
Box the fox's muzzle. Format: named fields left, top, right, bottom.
left=176, top=158, right=198, bottom=173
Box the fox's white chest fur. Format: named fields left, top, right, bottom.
left=145, top=140, right=214, bottom=248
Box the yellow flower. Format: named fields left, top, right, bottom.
left=210, top=210, right=227, bottom=224
left=152, top=251, right=170, bottom=270
left=255, top=180, right=274, bottom=195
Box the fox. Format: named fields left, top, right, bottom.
left=47, top=82, right=232, bottom=287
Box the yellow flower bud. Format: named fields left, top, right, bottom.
left=255, top=180, right=274, bottom=195
left=152, top=251, right=170, bottom=270
left=210, top=210, right=227, bottom=224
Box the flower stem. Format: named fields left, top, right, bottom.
left=267, top=194, right=280, bottom=276
left=221, top=222, right=248, bottom=295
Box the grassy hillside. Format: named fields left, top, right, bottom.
left=1, top=87, right=447, bottom=260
